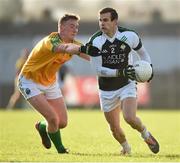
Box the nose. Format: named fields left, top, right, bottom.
left=99, top=21, right=103, bottom=27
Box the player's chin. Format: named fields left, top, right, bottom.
left=72, top=33, right=77, bottom=37
left=69, top=35, right=75, bottom=40
left=101, top=28, right=107, bottom=33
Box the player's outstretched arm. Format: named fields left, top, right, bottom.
left=55, top=43, right=101, bottom=57
left=78, top=53, right=90, bottom=61
left=79, top=44, right=101, bottom=56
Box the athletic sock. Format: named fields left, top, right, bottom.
left=121, top=141, right=131, bottom=152
left=48, top=130, right=65, bottom=153
left=39, top=120, right=47, bottom=133
left=141, top=127, right=150, bottom=140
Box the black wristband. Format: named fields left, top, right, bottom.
left=80, top=44, right=101, bottom=56
left=80, top=45, right=88, bottom=54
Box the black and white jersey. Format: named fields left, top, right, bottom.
left=88, top=26, right=151, bottom=91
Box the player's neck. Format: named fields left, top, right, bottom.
left=106, top=27, right=117, bottom=38
left=59, top=33, right=73, bottom=43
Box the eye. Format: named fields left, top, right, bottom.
left=104, top=18, right=109, bottom=22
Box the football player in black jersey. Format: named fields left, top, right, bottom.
left=57, top=7, right=159, bottom=155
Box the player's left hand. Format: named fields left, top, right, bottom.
left=65, top=43, right=80, bottom=54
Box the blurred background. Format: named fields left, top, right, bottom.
left=0, top=0, right=180, bottom=109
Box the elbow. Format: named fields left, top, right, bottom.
left=93, top=67, right=101, bottom=76
left=96, top=67, right=105, bottom=77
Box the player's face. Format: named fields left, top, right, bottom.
left=60, top=19, right=79, bottom=42
left=99, top=13, right=117, bottom=37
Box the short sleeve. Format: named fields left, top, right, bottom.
left=44, top=34, right=62, bottom=53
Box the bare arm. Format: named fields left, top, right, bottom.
left=54, top=43, right=81, bottom=54
left=55, top=43, right=100, bottom=57
left=78, top=53, right=90, bottom=61
left=54, top=43, right=90, bottom=61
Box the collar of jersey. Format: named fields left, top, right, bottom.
left=103, top=27, right=118, bottom=43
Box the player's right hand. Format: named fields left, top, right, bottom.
left=123, top=65, right=136, bottom=80
left=117, top=65, right=136, bottom=80
left=56, top=43, right=80, bottom=54
left=80, top=44, right=101, bottom=56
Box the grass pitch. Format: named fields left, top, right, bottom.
left=0, top=108, right=180, bottom=162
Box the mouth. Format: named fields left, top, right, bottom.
left=101, top=27, right=106, bottom=31
left=70, top=33, right=76, bottom=38
left=72, top=33, right=77, bottom=36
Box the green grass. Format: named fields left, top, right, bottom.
left=0, top=109, right=180, bottom=162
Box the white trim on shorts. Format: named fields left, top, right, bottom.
left=17, top=75, right=62, bottom=100
left=99, top=81, right=137, bottom=112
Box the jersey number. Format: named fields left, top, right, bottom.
left=111, top=48, right=115, bottom=54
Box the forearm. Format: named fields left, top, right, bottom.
left=91, top=57, right=117, bottom=77
left=54, top=43, right=100, bottom=57
left=54, top=43, right=79, bottom=54
left=91, top=57, right=136, bottom=80
left=96, top=67, right=117, bottom=77
left=78, top=53, right=90, bottom=61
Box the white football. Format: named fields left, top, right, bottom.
left=133, top=60, right=152, bottom=82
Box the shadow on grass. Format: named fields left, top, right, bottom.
left=71, top=152, right=180, bottom=159
left=71, top=152, right=132, bottom=157
left=129, top=153, right=180, bottom=159
left=162, top=154, right=180, bottom=159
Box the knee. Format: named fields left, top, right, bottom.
left=109, top=124, right=125, bottom=138
left=110, top=124, right=120, bottom=135
left=59, top=119, right=68, bottom=129
left=124, top=115, right=136, bottom=126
